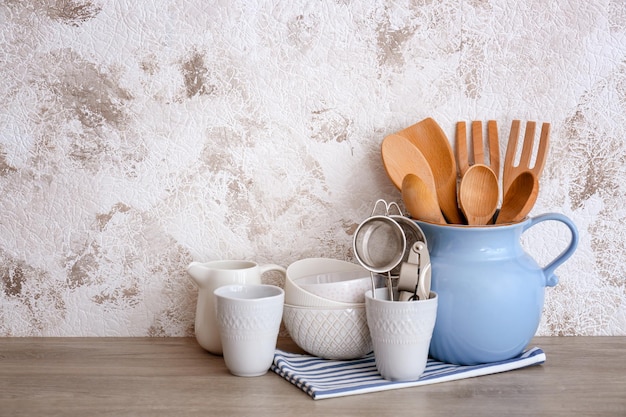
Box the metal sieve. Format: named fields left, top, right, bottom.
left=353, top=200, right=407, bottom=300
left=353, top=215, right=406, bottom=273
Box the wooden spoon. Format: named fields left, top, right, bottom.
left=495, top=171, right=539, bottom=224
left=398, top=118, right=464, bottom=224
left=381, top=134, right=437, bottom=193
left=458, top=164, right=499, bottom=225
left=401, top=174, right=446, bottom=224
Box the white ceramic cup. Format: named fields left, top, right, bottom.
left=365, top=288, right=438, bottom=381
left=214, top=284, right=285, bottom=377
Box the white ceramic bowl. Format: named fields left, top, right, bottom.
left=282, top=303, right=372, bottom=360
left=293, top=269, right=376, bottom=304
left=285, top=258, right=368, bottom=308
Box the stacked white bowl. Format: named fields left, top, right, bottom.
left=282, top=258, right=376, bottom=360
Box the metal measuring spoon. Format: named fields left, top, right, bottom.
left=398, top=242, right=431, bottom=301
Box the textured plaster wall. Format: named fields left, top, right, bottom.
left=0, top=0, right=625, bottom=336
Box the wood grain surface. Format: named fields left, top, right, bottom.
left=1, top=337, right=624, bottom=417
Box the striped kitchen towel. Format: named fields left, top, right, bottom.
left=271, top=347, right=545, bottom=400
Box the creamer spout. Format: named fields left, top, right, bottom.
left=186, top=262, right=212, bottom=288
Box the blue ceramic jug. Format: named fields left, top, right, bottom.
left=416, top=213, right=579, bottom=365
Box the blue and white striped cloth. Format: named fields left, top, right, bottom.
left=271, top=347, right=545, bottom=400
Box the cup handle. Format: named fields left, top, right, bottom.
left=258, top=264, right=287, bottom=279
left=523, top=213, right=579, bottom=287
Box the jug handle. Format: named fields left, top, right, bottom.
left=523, top=213, right=579, bottom=287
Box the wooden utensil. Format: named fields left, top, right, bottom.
left=495, top=171, right=539, bottom=224
left=457, top=120, right=500, bottom=179
left=397, top=118, right=464, bottom=224
left=458, top=164, right=499, bottom=225
left=381, top=134, right=438, bottom=193
left=502, top=121, right=550, bottom=198
left=402, top=174, right=446, bottom=224
left=456, top=120, right=500, bottom=225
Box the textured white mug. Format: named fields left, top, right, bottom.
left=214, top=284, right=285, bottom=377
left=365, top=288, right=438, bottom=381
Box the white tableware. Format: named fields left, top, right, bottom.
left=187, top=260, right=286, bottom=355
left=293, top=269, right=376, bottom=304
left=214, top=284, right=284, bottom=377
left=285, top=258, right=366, bottom=308
left=365, top=288, right=438, bottom=381
left=282, top=303, right=372, bottom=360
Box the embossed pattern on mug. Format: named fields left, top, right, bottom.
left=217, top=303, right=282, bottom=333
left=367, top=306, right=434, bottom=345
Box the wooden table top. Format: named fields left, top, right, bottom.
left=1, top=336, right=625, bottom=416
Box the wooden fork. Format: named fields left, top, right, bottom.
left=456, top=120, right=500, bottom=179
left=502, top=120, right=550, bottom=198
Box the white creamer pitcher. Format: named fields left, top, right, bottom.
left=187, top=260, right=286, bottom=355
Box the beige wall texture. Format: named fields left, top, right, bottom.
left=1, top=0, right=625, bottom=336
